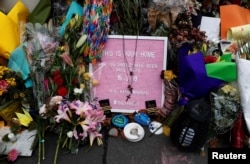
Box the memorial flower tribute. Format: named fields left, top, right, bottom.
left=2, top=0, right=250, bottom=163
left=20, top=1, right=113, bottom=163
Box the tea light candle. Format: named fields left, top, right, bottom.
left=8, top=133, right=17, bottom=142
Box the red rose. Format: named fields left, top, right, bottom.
left=72, top=77, right=79, bottom=85
left=204, top=55, right=217, bottom=64
left=53, top=70, right=61, bottom=76
left=53, top=76, right=64, bottom=86
left=52, top=70, right=64, bottom=86
left=57, top=86, right=68, bottom=96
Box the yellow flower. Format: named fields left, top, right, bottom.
left=6, top=78, right=16, bottom=86
left=69, top=17, right=76, bottom=28
left=78, top=65, right=85, bottom=76
left=164, top=70, right=177, bottom=81
left=80, top=83, right=85, bottom=89
left=92, top=79, right=99, bottom=86
left=163, top=125, right=171, bottom=136
left=83, top=73, right=91, bottom=81
left=0, top=66, right=10, bottom=78
left=19, top=92, right=25, bottom=98
left=221, top=84, right=232, bottom=94
left=230, top=87, right=237, bottom=97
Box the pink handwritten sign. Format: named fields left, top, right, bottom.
left=92, top=35, right=167, bottom=113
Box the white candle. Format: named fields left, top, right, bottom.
left=8, top=133, right=17, bottom=142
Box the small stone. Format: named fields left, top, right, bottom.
left=108, top=127, right=119, bottom=137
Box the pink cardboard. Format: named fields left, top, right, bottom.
left=92, top=35, right=167, bottom=113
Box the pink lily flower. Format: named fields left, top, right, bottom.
left=78, top=123, right=89, bottom=140
left=85, top=109, right=106, bottom=123
left=88, top=130, right=102, bottom=146
left=69, top=101, right=93, bottom=116
left=54, top=102, right=71, bottom=123
left=60, top=52, right=74, bottom=67
left=77, top=109, right=105, bottom=144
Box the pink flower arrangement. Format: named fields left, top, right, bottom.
left=39, top=95, right=106, bottom=163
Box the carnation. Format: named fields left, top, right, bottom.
left=7, top=149, right=19, bottom=162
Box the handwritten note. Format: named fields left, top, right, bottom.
left=199, top=16, right=220, bottom=42
left=92, top=35, right=167, bottom=113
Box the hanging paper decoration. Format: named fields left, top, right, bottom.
left=82, top=0, right=113, bottom=63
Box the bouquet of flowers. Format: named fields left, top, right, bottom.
left=208, top=83, right=241, bottom=140
left=40, top=95, right=105, bottom=164
left=23, top=20, right=59, bottom=109
left=0, top=66, right=32, bottom=123
left=0, top=66, right=25, bottom=106
left=20, top=1, right=112, bottom=163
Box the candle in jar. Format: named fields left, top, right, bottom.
left=8, top=133, right=17, bottom=142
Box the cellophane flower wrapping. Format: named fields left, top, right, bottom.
left=24, top=22, right=59, bottom=109
left=236, top=56, right=250, bottom=133
left=208, top=83, right=241, bottom=140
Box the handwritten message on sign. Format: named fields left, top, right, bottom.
left=92, top=35, right=167, bottom=113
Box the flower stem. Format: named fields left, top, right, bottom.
left=38, top=133, right=41, bottom=164
left=42, top=120, right=45, bottom=160
left=54, top=126, right=64, bottom=164
left=69, top=137, right=73, bottom=150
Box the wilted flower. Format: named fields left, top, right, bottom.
left=161, top=70, right=177, bottom=81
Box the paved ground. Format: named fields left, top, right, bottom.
left=8, top=127, right=209, bottom=164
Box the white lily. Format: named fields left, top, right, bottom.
left=76, top=34, right=87, bottom=48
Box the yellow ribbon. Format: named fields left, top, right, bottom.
left=0, top=0, right=29, bottom=59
